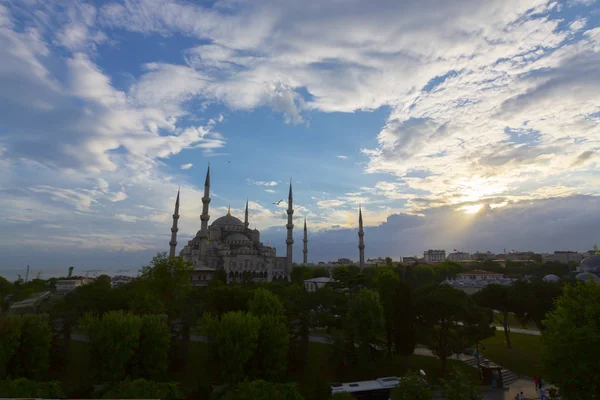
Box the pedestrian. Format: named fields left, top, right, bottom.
left=519, top=391, right=525, bottom=400
left=533, top=377, right=538, bottom=389
left=538, top=378, right=543, bottom=390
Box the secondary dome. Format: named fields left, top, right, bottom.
left=575, top=272, right=600, bottom=283
left=225, top=233, right=250, bottom=244
left=212, top=215, right=244, bottom=227
left=543, top=274, right=560, bottom=282
left=579, top=255, right=600, bottom=273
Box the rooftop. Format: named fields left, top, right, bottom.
left=330, top=377, right=400, bottom=394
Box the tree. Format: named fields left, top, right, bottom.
left=390, top=373, right=431, bottom=400
left=347, top=289, right=384, bottom=366
left=0, top=378, right=64, bottom=398
left=415, top=285, right=493, bottom=372
left=203, top=311, right=261, bottom=385
left=80, top=311, right=143, bottom=383
left=291, top=266, right=314, bottom=285
left=221, top=379, right=304, bottom=400
left=375, top=270, right=415, bottom=356
left=248, top=288, right=286, bottom=319
left=0, top=276, right=13, bottom=310
left=385, top=257, right=393, bottom=266
left=15, top=314, right=52, bottom=379
left=206, top=285, right=252, bottom=316
left=0, top=316, right=23, bottom=379
left=473, top=284, right=514, bottom=348
left=99, top=379, right=181, bottom=400
left=441, top=368, right=482, bottom=400
left=541, top=282, right=600, bottom=399
left=331, top=393, right=354, bottom=400
left=130, top=314, right=170, bottom=380
left=511, top=279, right=562, bottom=330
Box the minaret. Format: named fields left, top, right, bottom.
left=200, top=164, right=211, bottom=232
left=303, top=217, right=308, bottom=264
left=286, top=180, right=294, bottom=270
left=358, top=205, right=365, bottom=270
left=244, top=199, right=249, bottom=229
left=169, top=188, right=180, bottom=259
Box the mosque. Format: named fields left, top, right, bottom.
left=167, top=165, right=367, bottom=285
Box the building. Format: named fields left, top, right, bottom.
left=423, top=249, right=446, bottom=263
left=402, top=256, right=417, bottom=265
left=110, top=275, right=136, bottom=288
left=337, top=258, right=354, bottom=265
left=543, top=251, right=584, bottom=264
left=55, top=277, right=94, bottom=293
left=471, top=251, right=495, bottom=261
left=170, top=166, right=368, bottom=284
left=304, top=277, right=338, bottom=292
left=578, top=255, right=600, bottom=273
left=447, top=251, right=470, bottom=261
left=366, top=257, right=388, bottom=266
left=8, top=291, right=53, bottom=315
left=505, top=251, right=535, bottom=261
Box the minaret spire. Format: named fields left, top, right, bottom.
left=303, top=216, right=308, bottom=264
left=244, top=198, right=249, bottom=229
left=358, top=205, right=365, bottom=270
left=286, top=179, right=294, bottom=272
left=200, top=163, right=211, bottom=232
left=169, top=187, right=180, bottom=259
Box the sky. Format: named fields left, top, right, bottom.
left=1, top=0, right=599, bottom=276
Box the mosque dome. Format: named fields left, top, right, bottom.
left=575, top=272, right=600, bottom=283
left=212, top=215, right=244, bottom=227
left=579, top=255, right=600, bottom=273
left=225, top=233, right=250, bottom=244
left=543, top=274, right=561, bottom=282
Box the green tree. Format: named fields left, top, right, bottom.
left=511, top=279, right=562, bottom=330
left=0, top=316, right=23, bottom=379
left=130, top=314, right=170, bottom=380
left=0, top=276, right=13, bottom=310
left=331, top=393, right=354, bottom=400
left=441, top=368, right=482, bottom=400
left=385, top=257, right=394, bottom=266
left=541, top=282, right=600, bottom=399
left=312, top=267, right=330, bottom=279
left=347, top=289, right=384, bottom=366
left=203, top=311, right=261, bottom=385
left=0, top=378, right=64, bottom=398
left=221, top=379, right=304, bottom=400
left=15, top=314, right=52, bottom=379
left=207, top=285, right=252, bottom=316
left=81, top=311, right=143, bottom=383
left=291, top=266, right=314, bottom=284
left=250, top=314, right=289, bottom=381
left=391, top=373, right=431, bottom=400
left=100, top=379, right=181, bottom=400
left=248, top=288, right=286, bottom=319
left=473, top=284, right=515, bottom=348
left=375, top=270, right=415, bottom=356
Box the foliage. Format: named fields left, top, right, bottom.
left=312, top=267, right=330, bottom=279
left=221, top=379, right=304, bottom=400
left=415, top=285, right=493, bottom=372
left=206, top=285, right=252, bottom=316
left=248, top=288, right=286, bottom=319
left=0, top=315, right=23, bottom=379
left=80, top=310, right=143, bottom=383
left=100, top=378, right=182, bottom=400
left=347, top=289, right=384, bottom=368
left=291, top=266, right=314, bottom=284
left=541, top=282, right=600, bottom=400
left=10, top=278, right=48, bottom=302
left=391, top=373, right=431, bottom=400
left=130, top=314, right=170, bottom=380
left=203, top=311, right=261, bottom=385
left=0, top=276, right=13, bottom=310
left=249, top=314, right=289, bottom=381
left=138, top=253, right=193, bottom=319
left=473, top=284, right=515, bottom=348
left=15, top=314, right=52, bottom=379
left=129, top=285, right=166, bottom=315
left=0, top=378, right=64, bottom=398
left=511, top=279, right=563, bottom=330
left=376, top=270, right=416, bottom=356
left=440, top=368, right=482, bottom=400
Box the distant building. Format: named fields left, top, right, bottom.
left=505, top=251, right=535, bottom=261
left=444, top=269, right=518, bottom=290
left=9, top=291, right=53, bottom=315
left=304, top=277, right=337, bottom=292
left=471, top=251, right=495, bottom=261
left=447, top=251, right=470, bottom=261
left=55, top=277, right=94, bottom=294
left=366, top=257, right=388, bottom=266
left=402, top=256, right=418, bottom=265
left=424, top=249, right=446, bottom=263
left=190, top=267, right=216, bottom=287
left=543, top=251, right=584, bottom=264
left=337, top=258, right=354, bottom=265
left=110, top=275, right=136, bottom=288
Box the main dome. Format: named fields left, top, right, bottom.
left=211, top=215, right=244, bottom=227
left=579, top=255, right=600, bottom=273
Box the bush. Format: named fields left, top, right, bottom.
left=391, top=373, right=431, bottom=400
left=16, top=314, right=52, bottom=379
left=100, top=378, right=182, bottom=399
left=221, top=379, right=304, bottom=400
left=0, top=316, right=23, bottom=379
left=0, top=378, right=64, bottom=398
left=130, top=314, right=170, bottom=380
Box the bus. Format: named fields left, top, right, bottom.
left=329, top=377, right=400, bottom=399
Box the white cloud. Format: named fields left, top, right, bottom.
left=180, top=163, right=193, bottom=170
left=247, top=179, right=279, bottom=187
left=337, top=155, right=348, bottom=159
left=317, top=199, right=346, bottom=208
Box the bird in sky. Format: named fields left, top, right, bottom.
left=273, top=199, right=283, bottom=205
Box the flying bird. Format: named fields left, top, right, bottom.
left=273, top=199, right=284, bottom=205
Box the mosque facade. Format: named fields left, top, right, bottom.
left=167, top=165, right=366, bottom=285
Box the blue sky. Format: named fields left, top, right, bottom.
left=1, top=0, right=600, bottom=275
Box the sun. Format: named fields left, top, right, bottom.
left=460, top=204, right=483, bottom=214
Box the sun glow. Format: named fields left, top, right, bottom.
left=460, top=204, right=483, bottom=214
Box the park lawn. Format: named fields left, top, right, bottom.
left=481, top=331, right=546, bottom=379
left=493, top=311, right=538, bottom=330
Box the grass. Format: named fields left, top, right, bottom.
left=481, top=331, right=545, bottom=379
left=493, top=311, right=538, bottom=330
